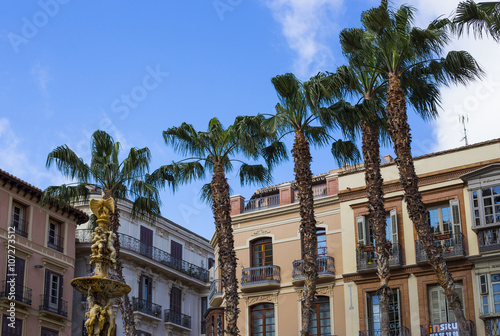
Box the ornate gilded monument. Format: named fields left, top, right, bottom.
left=71, top=197, right=131, bottom=336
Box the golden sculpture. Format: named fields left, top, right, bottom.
left=72, top=196, right=131, bottom=336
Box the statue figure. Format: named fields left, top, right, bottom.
left=107, top=231, right=116, bottom=264
left=91, top=227, right=107, bottom=258
left=85, top=301, right=103, bottom=335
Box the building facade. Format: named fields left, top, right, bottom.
left=210, top=138, right=500, bottom=336
left=0, top=169, right=88, bottom=336
left=72, top=194, right=214, bottom=336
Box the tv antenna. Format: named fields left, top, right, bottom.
left=459, top=115, right=469, bottom=146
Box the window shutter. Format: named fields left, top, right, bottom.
left=429, top=286, right=446, bottom=323
left=390, top=209, right=398, bottom=244
left=450, top=199, right=461, bottom=234
left=139, top=275, right=144, bottom=299
left=357, top=216, right=366, bottom=246
left=480, top=274, right=488, bottom=294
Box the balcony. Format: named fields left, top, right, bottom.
left=241, top=265, right=280, bottom=293
left=39, top=294, right=68, bottom=317
left=243, top=194, right=280, bottom=213
left=209, top=279, right=223, bottom=307
left=420, top=320, right=474, bottom=336
left=0, top=281, right=32, bottom=305
left=164, top=310, right=191, bottom=330
left=357, top=244, right=403, bottom=272
left=415, top=233, right=466, bottom=263
left=75, top=230, right=209, bottom=283
left=292, top=256, right=335, bottom=285
left=10, top=217, right=28, bottom=238
left=293, top=183, right=328, bottom=203
left=359, top=327, right=409, bottom=336
left=47, top=233, right=64, bottom=253
left=132, top=297, right=162, bottom=319
left=478, top=227, right=500, bottom=252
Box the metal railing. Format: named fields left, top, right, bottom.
left=485, top=317, right=500, bottom=336
left=292, top=256, right=335, bottom=279
left=293, top=184, right=328, bottom=203
left=164, top=309, right=191, bottom=329
left=243, top=194, right=280, bottom=213
left=132, top=297, right=162, bottom=319
left=209, top=279, right=223, bottom=303
left=75, top=230, right=209, bottom=283
left=357, top=244, right=403, bottom=271
left=359, top=327, right=410, bottom=336
left=415, top=233, right=465, bottom=263
left=39, top=294, right=68, bottom=317
left=420, top=320, right=474, bottom=336
left=10, top=217, right=28, bottom=238
left=48, top=233, right=64, bottom=252
left=0, top=281, right=32, bottom=305
left=478, top=227, right=500, bottom=252
left=241, top=265, right=280, bottom=286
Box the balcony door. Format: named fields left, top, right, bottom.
left=250, top=303, right=275, bottom=336
left=429, top=283, right=464, bottom=324
left=366, top=289, right=401, bottom=335
left=171, top=240, right=183, bottom=269
left=170, top=286, right=182, bottom=323
left=309, top=296, right=331, bottom=336
left=251, top=238, right=272, bottom=267
left=5, top=257, right=25, bottom=302
left=140, top=226, right=153, bottom=258
left=2, top=315, right=22, bottom=336
left=139, top=275, right=152, bottom=309
left=44, top=270, right=63, bottom=312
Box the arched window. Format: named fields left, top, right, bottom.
left=251, top=238, right=272, bottom=267
left=309, top=296, right=331, bottom=336
left=250, top=303, right=275, bottom=336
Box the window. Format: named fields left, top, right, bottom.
left=479, top=273, right=500, bottom=315
left=41, top=327, right=58, bottom=336
left=357, top=209, right=398, bottom=246
left=366, top=290, right=401, bottom=335
left=428, top=283, right=464, bottom=323
left=47, top=219, right=63, bottom=252
left=427, top=200, right=461, bottom=235
left=171, top=240, right=183, bottom=269
left=317, top=229, right=327, bottom=256
left=250, top=303, right=275, bottom=336
left=206, top=310, right=224, bottom=336
left=208, top=258, right=215, bottom=269
left=43, top=270, right=63, bottom=312
left=1, top=315, right=22, bottom=336
left=11, top=202, right=28, bottom=237
left=4, top=256, right=26, bottom=303
left=201, top=297, right=208, bottom=334
left=251, top=238, right=272, bottom=267
left=170, top=287, right=182, bottom=314
left=140, top=226, right=153, bottom=258
left=139, top=275, right=152, bottom=303
left=309, top=296, right=331, bottom=336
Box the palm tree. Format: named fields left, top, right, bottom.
left=42, top=130, right=168, bottom=336
left=153, top=116, right=275, bottom=336
left=349, top=2, right=483, bottom=334
left=266, top=73, right=359, bottom=336
left=454, top=1, right=500, bottom=40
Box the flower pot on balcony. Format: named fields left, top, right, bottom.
left=362, top=245, right=375, bottom=252
left=434, top=233, right=451, bottom=240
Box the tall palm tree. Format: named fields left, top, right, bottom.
left=266, top=73, right=359, bottom=336
left=153, top=116, right=275, bottom=336
left=42, top=130, right=168, bottom=336
left=454, top=1, right=500, bottom=40
left=349, top=2, right=483, bottom=334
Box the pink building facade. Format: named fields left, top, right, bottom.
left=0, top=169, right=88, bottom=336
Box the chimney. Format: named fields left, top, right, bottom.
left=384, top=154, right=394, bottom=163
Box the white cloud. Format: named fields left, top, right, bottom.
left=31, top=63, right=51, bottom=98
left=264, top=0, right=343, bottom=77
left=395, top=0, right=500, bottom=152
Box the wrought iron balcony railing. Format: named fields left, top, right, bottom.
left=243, top=194, right=280, bottom=213
left=292, top=256, right=335, bottom=279
left=356, top=243, right=403, bottom=271
left=47, top=232, right=64, bottom=252
left=241, top=265, right=280, bottom=286
left=75, top=230, right=209, bottom=283
left=164, top=309, right=191, bottom=329
left=132, top=297, right=162, bottom=319
left=10, top=217, right=28, bottom=238
left=420, top=320, right=474, bottom=336
left=293, top=184, right=328, bottom=203
left=0, top=280, right=32, bottom=305
left=39, top=294, right=68, bottom=317
left=478, top=227, right=500, bottom=252
left=209, top=279, right=223, bottom=303
left=415, top=233, right=465, bottom=263
left=359, top=327, right=410, bottom=336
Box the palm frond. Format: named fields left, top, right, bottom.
left=46, top=145, right=90, bottom=181
left=41, top=183, right=90, bottom=207
left=331, top=140, right=361, bottom=167
left=238, top=164, right=272, bottom=187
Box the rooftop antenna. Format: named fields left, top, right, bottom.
left=459, top=114, right=469, bottom=146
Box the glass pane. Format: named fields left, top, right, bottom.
left=493, top=186, right=500, bottom=195
left=253, top=326, right=263, bottom=332
left=253, top=311, right=262, bottom=319
left=483, top=188, right=492, bottom=197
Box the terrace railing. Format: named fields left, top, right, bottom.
left=292, top=256, right=335, bottom=280
left=132, top=297, right=162, bottom=319
left=415, top=233, right=465, bottom=263
left=39, top=294, right=68, bottom=317
left=0, top=281, right=32, bottom=305
left=359, top=327, right=410, bottom=336
left=241, top=265, right=280, bottom=286
left=357, top=243, right=403, bottom=271
left=10, top=217, right=28, bottom=238
left=209, top=279, right=223, bottom=303
left=164, top=310, right=191, bottom=329
left=293, top=184, right=328, bottom=203
left=243, top=194, right=280, bottom=213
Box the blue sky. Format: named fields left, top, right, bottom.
left=1, top=0, right=500, bottom=240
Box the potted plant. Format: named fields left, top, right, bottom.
left=434, top=232, right=451, bottom=240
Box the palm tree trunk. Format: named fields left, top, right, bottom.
left=361, top=120, right=392, bottom=336
left=212, top=161, right=239, bottom=336
left=386, top=74, right=469, bottom=335
left=110, top=208, right=137, bottom=336
left=293, top=130, right=318, bottom=336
